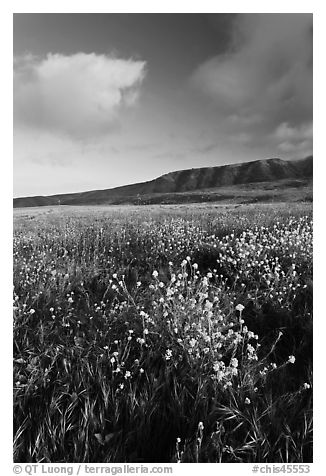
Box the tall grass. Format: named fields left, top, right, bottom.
left=13, top=204, right=313, bottom=462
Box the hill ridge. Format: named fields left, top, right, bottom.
left=14, top=156, right=312, bottom=208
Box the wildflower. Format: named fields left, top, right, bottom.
left=288, top=355, right=296, bottom=364
left=112, top=273, right=117, bottom=279
left=139, top=368, right=144, bottom=374
left=165, top=349, right=173, bottom=360
left=245, top=397, right=251, bottom=405
left=29, top=309, right=35, bottom=314
left=213, top=361, right=225, bottom=372
left=230, top=358, right=238, bottom=368
left=152, top=270, right=158, bottom=278
left=124, top=371, right=131, bottom=379
left=205, top=301, right=213, bottom=310
left=68, top=297, right=74, bottom=304
left=303, top=383, right=311, bottom=390
left=235, top=304, right=245, bottom=312
left=189, top=338, right=197, bottom=348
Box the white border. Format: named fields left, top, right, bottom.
left=3, top=2, right=325, bottom=474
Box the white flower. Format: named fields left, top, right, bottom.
left=288, top=355, right=296, bottom=364
left=152, top=270, right=159, bottom=278
left=189, top=338, right=197, bottom=348
left=303, top=383, right=311, bottom=390
left=124, top=371, right=131, bottom=379
left=244, top=397, right=251, bottom=405
left=29, top=309, right=35, bottom=314
left=230, top=358, right=238, bottom=368
left=235, top=304, right=245, bottom=312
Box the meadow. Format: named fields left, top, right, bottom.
left=13, top=202, right=313, bottom=463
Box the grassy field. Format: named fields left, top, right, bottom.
left=13, top=202, right=313, bottom=463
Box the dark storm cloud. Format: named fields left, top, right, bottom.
left=191, top=13, right=312, bottom=156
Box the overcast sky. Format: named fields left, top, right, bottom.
left=13, top=13, right=312, bottom=197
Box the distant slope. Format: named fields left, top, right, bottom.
left=14, top=156, right=313, bottom=208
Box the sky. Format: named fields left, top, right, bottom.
left=13, top=13, right=313, bottom=197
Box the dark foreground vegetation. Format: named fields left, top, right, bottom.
left=13, top=203, right=313, bottom=463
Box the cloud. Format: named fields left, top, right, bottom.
left=191, top=13, right=312, bottom=157
left=14, top=53, right=147, bottom=138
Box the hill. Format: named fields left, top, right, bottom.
left=13, top=156, right=313, bottom=208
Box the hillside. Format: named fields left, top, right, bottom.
left=13, top=156, right=313, bottom=208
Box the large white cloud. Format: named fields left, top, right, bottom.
left=14, top=53, right=147, bottom=137
left=191, top=14, right=312, bottom=156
